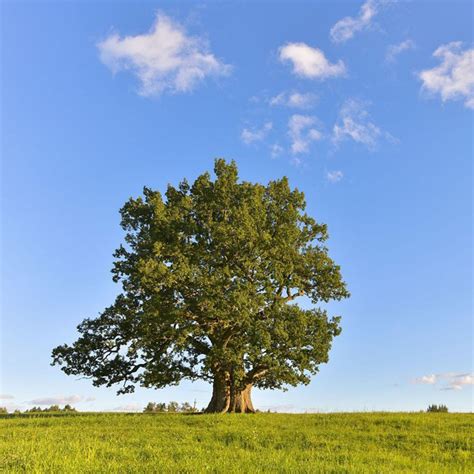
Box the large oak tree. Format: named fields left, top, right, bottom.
left=52, top=160, right=349, bottom=413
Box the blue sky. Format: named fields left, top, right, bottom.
left=1, top=0, right=472, bottom=413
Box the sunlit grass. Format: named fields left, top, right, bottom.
left=1, top=412, right=472, bottom=472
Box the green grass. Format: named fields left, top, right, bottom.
left=1, top=412, right=472, bottom=473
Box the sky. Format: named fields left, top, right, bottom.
left=1, top=0, right=472, bottom=413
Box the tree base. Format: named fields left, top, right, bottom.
left=204, top=382, right=255, bottom=413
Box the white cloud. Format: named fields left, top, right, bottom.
left=259, top=404, right=295, bottom=413
left=413, top=372, right=473, bottom=391
left=241, top=122, right=273, bottom=145
left=28, top=395, right=84, bottom=405
left=330, top=0, right=390, bottom=44
left=0, top=394, right=14, bottom=400
left=270, top=91, right=318, bottom=109
left=386, top=39, right=415, bottom=62
left=332, top=99, right=384, bottom=149
left=288, top=114, right=323, bottom=154
left=418, top=42, right=474, bottom=109
left=97, top=13, right=231, bottom=97
left=108, top=403, right=142, bottom=412
left=442, top=374, right=474, bottom=391
left=413, top=374, right=438, bottom=385
left=270, top=143, right=284, bottom=158
left=327, top=170, right=344, bottom=183
left=279, top=43, right=346, bottom=79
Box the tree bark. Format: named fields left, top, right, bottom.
left=204, top=373, right=231, bottom=413
left=205, top=375, right=255, bottom=413
left=230, top=384, right=255, bottom=413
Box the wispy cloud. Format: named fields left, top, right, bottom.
left=413, top=374, right=437, bottom=385
left=413, top=372, right=473, bottom=391
left=330, top=0, right=390, bottom=44
left=279, top=43, right=346, bottom=79
left=333, top=99, right=388, bottom=149
left=326, top=170, right=344, bottom=183
left=386, top=39, right=415, bottom=62
left=97, top=13, right=231, bottom=97
left=259, top=404, right=295, bottom=413
left=28, top=395, right=85, bottom=405
left=0, top=394, right=14, bottom=400
left=270, top=143, right=284, bottom=158
left=270, top=91, right=318, bottom=109
left=108, top=403, right=142, bottom=412
left=418, top=42, right=474, bottom=109
left=288, top=114, right=323, bottom=154
left=241, top=122, right=273, bottom=145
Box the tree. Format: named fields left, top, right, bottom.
left=179, top=402, right=197, bottom=413
left=52, top=160, right=349, bottom=413
left=167, top=401, right=179, bottom=413
left=427, top=404, right=448, bottom=413
left=143, top=402, right=166, bottom=413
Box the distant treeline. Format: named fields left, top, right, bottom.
left=0, top=403, right=451, bottom=415
left=143, top=401, right=198, bottom=413
left=0, top=404, right=78, bottom=415
left=1, top=401, right=198, bottom=415
left=427, top=404, right=448, bottom=413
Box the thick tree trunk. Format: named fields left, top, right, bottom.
left=205, top=375, right=255, bottom=413
left=204, top=374, right=231, bottom=413
left=230, top=384, right=255, bottom=413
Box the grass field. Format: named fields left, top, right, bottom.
left=1, top=412, right=472, bottom=473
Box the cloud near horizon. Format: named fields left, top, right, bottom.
left=279, top=43, right=346, bottom=79
left=108, top=403, right=142, bottom=412
left=0, top=394, right=14, bottom=400
left=28, top=395, right=86, bottom=405
left=330, top=0, right=390, bottom=44
left=413, top=372, right=473, bottom=391
left=418, top=42, right=474, bottom=109
left=97, top=13, right=231, bottom=97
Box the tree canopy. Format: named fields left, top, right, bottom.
left=52, top=159, right=349, bottom=412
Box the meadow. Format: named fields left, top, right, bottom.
left=0, top=412, right=472, bottom=473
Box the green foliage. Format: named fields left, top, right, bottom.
left=427, top=404, right=448, bottom=413
left=143, top=401, right=197, bottom=413
left=166, top=401, right=179, bottom=413
left=1, top=413, right=472, bottom=472
left=23, top=405, right=77, bottom=414
left=179, top=402, right=197, bottom=413
left=143, top=402, right=167, bottom=413
left=52, top=160, right=349, bottom=404
left=0, top=407, right=7, bottom=414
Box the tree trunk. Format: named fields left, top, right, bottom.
left=204, top=374, right=231, bottom=413
left=230, top=384, right=255, bottom=413
left=205, top=376, right=255, bottom=413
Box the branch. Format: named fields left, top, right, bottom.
left=188, top=337, right=210, bottom=355
left=245, top=365, right=269, bottom=384
left=280, top=289, right=304, bottom=303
